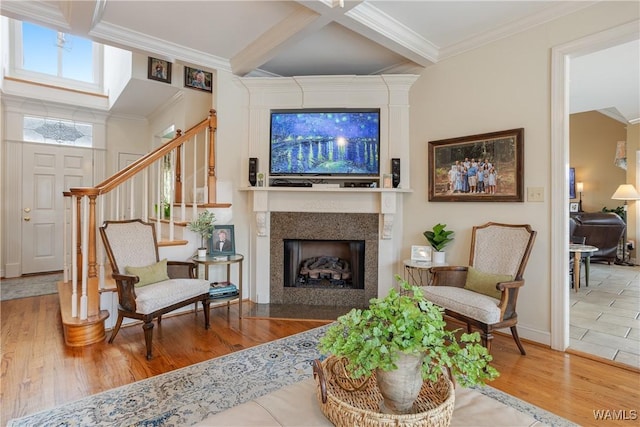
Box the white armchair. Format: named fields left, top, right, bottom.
left=420, top=222, right=536, bottom=354
left=100, top=219, right=211, bottom=360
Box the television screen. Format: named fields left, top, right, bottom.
left=270, top=109, right=380, bottom=176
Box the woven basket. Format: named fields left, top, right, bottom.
left=312, top=357, right=455, bottom=427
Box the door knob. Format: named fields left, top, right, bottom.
left=24, top=207, right=31, bottom=213
left=24, top=216, right=31, bottom=221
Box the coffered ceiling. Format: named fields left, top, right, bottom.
left=1, top=1, right=638, bottom=122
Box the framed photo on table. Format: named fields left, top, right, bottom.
left=209, top=225, right=235, bottom=256
left=411, top=245, right=432, bottom=263
left=428, top=128, right=524, bottom=202
left=569, top=202, right=579, bottom=213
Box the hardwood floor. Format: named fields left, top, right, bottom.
left=1, top=294, right=639, bottom=426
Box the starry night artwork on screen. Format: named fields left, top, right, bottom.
left=269, top=109, right=380, bottom=177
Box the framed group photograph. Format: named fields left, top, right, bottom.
left=209, top=225, right=235, bottom=256
left=428, top=128, right=524, bottom=202
left=184, top=66, right=212, bottom=92
left=148, top=57, right=171, bottom=84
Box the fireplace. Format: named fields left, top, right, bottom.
left=270, top=212, right=378, bottom=307
left=284, top=239, right=365, bottom=290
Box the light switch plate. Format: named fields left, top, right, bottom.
left=527, top=187, right=544, bottom=202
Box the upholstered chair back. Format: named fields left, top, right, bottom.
left=101, top=220, right=159, bottom=273
left=470, top=223, right=535, bottom=279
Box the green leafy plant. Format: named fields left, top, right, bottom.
left=319, top=277, right=498, bottom=387
left=602, top=206, right=625, bottom=221
left=423, top=223, right=454, bottom=252
left=187, top=210, right=216, bottom=249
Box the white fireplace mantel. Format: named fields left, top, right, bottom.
left=239, top=74, right=418, bottom=304
left=242, top=187, right=410, bottom=303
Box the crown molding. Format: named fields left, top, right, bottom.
left=344, top=2, right=438, bottom=66
left=89, top=21, right=232, bottom=73
left=439, top=1, right=599, bottom=60
left=0, top=0, right=70, bottom=31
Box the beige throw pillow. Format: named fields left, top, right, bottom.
left=464, top=267, right=513, bottom=299
left=125, top=259, right=169, bottom=287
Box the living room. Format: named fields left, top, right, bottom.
left=1, top=1, right=639, bottom=425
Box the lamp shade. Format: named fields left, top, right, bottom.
left=576, top=182, right=584, bottom=193
left=611, top=184, right=640, bottom=200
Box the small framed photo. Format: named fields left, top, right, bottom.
left=184, top=66, right=212, bottom=92
left=411, top=245, right=432, bottom=263
left=148, top=57, right=171, bottom=84
left=569, top=202, right=579, bottom=213
left=209, top=225, right=235, bottom=256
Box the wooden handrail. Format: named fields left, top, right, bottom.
left=69, top=109, right=217, bottom=197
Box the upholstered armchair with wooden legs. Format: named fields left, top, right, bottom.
left=100, top=219, right=211, bottom=360
left=420, top=222, right=536, bottom=355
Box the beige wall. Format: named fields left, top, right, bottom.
left=569, top=111, right=626, bottom=212
left=403, top=1, right=639, bottom=343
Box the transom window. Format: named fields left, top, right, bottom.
left=22, top=22, right=94, bottom=83
left=23, top=116, right=93, bottom=147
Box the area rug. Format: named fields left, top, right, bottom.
left=0, top=273, right=61, bottom=301
left=8, top=325, right=577, bottom=427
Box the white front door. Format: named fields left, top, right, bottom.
left=21, top=143, right=94, bottom=274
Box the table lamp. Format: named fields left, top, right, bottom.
left=611, top=184, right=640, bottom=266
left=576, top=182, right=584, bottom=212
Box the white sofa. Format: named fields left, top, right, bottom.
left=195, top=378, right=546, bottom=426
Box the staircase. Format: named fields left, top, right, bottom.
left=60, top=110, right=230, bottom=347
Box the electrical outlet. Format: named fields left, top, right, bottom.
left=527, top=187, right=544, bottom=202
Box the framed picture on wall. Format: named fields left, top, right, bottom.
left=569, top=167, right=576, bottom=199
left=184, top=66, right=212, bottom=92
left=428, top=128, right=524, bottom=202
left=147, top=57, right=171, bottom=84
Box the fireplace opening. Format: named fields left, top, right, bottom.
left=284, top=239, right=365, bottom=290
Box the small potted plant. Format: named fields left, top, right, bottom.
left=187, top=210, right=216, bottom=257
left=424, top=223, right=454, bottom=264
left=318, top=278, right=497, bottom=414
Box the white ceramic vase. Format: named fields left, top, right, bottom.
left=376, top=352, right=424, bottom=414
left=197, top=248, right=207, bottom=258
left=433, top=251, right=446, bottom=264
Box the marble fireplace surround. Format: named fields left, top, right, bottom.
left=246, top=189, right=406, bottom=305
left=270, top=212, right=378, bottom=307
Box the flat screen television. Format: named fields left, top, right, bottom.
left=269, top=108, right=380, bottom=177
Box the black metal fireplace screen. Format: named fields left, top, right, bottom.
left=283, top=239, right=365, bottom=289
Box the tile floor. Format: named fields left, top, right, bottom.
left=569, top=262, right=640, bottom=368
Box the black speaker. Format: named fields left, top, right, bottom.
left=249, top=158, right=258, bottom=186
left=391, top=158, right=400, bottom=188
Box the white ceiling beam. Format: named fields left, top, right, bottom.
left=231, top=1, right=361, bottom=76
left=339, top=2, right=438, bottom=67
left=58, top=0, right=107, bottom=34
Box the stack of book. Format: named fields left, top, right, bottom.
left=209, top=281, right=239, bottom=299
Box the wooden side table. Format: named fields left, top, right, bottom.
left=569, top=244, right=597, bottom=293
left=192, top=253, right=244, bottom=318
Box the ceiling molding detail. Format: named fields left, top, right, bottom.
left=89, top=21, right=232, bottom=72
left=0, top=0, right=70, bottom=30
left=439, top=1, right=599, bottom=60
left=344, top=2, right=438, bottom=65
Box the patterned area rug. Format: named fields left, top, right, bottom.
left=0, top=273, right=61, bottom=301
left=8, top=325, right=577, bottom=427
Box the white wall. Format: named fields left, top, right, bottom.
left=405, top=1, right=639, bottom=345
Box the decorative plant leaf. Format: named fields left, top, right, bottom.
left=319, top=275, right=498, bottom=387
left=423, top=223, right=454, bottom=251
